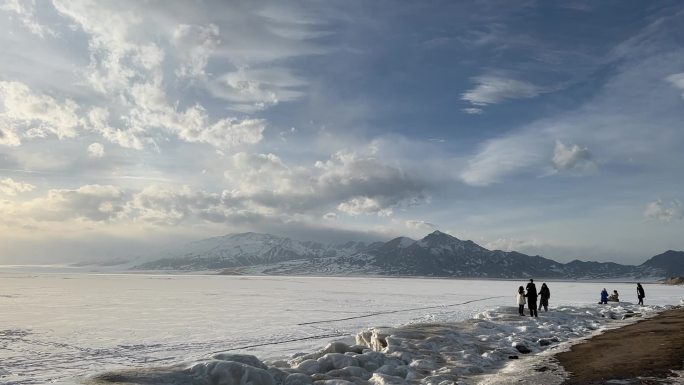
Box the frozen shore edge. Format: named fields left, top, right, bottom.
left=76, top=302, right=681, bottom=385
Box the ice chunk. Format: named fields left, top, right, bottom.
left=312, top=380, right=355, bottom=385
left=189, top=361, right=276, bottom=385
left=375, top=364, right=408, bottom=378
left=408, top=359, right=436, bottom=371
left=269, top=367, right=290, bottom=385
left=321, top=342, right=364, bottom=355
left=291, top=352, right=324, bottom=366
left=271, top=360, right=291, bottom=368
left=326, top=366, right=371, bottom=380
left=284, top=373, right=314, bottom=385
left=89, top=360, right=276, bottom=385
left=356, top=327, right=394, bottom=351
left=368, top=373, right=407, bottom=385
left=317, top=353, right=359, bottom=372
left=296, top=359, right=322, bottom=375
left=355, top=351, right=386, bottom=371
left=422, top=374, right=458, bottom=385
left=212, top=353, right=268, bottom=369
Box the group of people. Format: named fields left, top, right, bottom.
left=599, top=283, right=646, bottom=305
left=516, top=279, right=549, bottom=317
left=599, top=289, right=620, bottom=303
left=517, top=280, right=648, bottom=316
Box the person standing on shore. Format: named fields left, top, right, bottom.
left=600, top=288, right=608, bottom=304
left=525, top=279, right=538, bottom=317
left=637, top=283, right=645, bottom=305
left=517, top=286, right=526, bottom=316
left=538, top=283, right=550, bottom=312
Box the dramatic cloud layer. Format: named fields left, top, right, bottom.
left=1, top=1, right=683, bottom=264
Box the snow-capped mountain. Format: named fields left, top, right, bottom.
left=134, top=232, right=368, bottom=270
left=134, top=231, right=670, bottom=279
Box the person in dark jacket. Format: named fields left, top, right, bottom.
left=525, top=279, right=538, bottom=317
left=538, top=283, right=550, bottom=312
left=637, top=283, right=645, bottom=305
left=599, top=288, right=608, bottom=304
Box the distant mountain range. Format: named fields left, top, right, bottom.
left=132, top=231, right=682, bottom=280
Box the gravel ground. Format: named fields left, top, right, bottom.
left=557, top=306, right=684, bottom=384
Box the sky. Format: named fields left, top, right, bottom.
left=1, top=0, right=683, bottom=265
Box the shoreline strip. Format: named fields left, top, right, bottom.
left=556, top=306, right=684, bottom=384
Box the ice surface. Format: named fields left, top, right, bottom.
left=0, top=270, right=682, bottom=384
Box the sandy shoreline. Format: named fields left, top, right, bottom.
left=557, top=306, right=684, bottom=384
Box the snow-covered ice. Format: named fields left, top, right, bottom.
left=84, top=303, right=679, bottom=385
left=0, top=269, right=682, bottom=384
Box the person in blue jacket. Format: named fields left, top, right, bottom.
left=599, top=288, right=608, bottom=304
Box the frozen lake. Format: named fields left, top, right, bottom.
left=0, top=270, right=682, bottom=384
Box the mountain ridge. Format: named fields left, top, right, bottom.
left=133, top=231, right=675, bottom=279
left=641, top=250, right=684, bottom=277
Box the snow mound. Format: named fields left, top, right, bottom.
left=84, top=304, right=671, bottom=385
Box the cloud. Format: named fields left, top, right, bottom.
left=666, top=72, right=684, bottom=98
left=172, top=23, right=220, bottom=79
left=460, top=130, right=547, bottom=186
left=124, top=76, right=267, bottom=148
left=644, top=200, right=683, bottom=222
left=46, top=1, right=271, bottom=149
left=462, top=75, right=542, bottom=106
left=209, top=67, right=307, bottom=112
left=0, top=81, right=81, bottom=145
left=484, top=237, right=542, bottom=252
left=178, top=116, right=265, bottom=148
left=0, top=0, right=337, bottom=161
left=462, top=107, right=483, bottom=115
left=126, top=185, right=225, bottom=225
left=222, top=149, right=428, bottom=217
left=86, top=107, right=145, bottom=150
left=0, top=125, right=21, bottom=146
left=0, top=178, right=35, bottom=196
left=337, top=197, right=393, bottom=216
left=323, top=212, right=337, bottom=220
left=460, top=13, right=684, bottom=188
left=87, top=142, right=104, bottom=158
left=0, top=79, right=263, bottom=151
left=0, top=0, right=55, bottom=38
left=223, top=152, right=303, bottom=198
left=316, top=150, right=428, bottom=216
left=552, top=140, right=596, bottom=172
left=3, top=184, right=127, bottom=222
left=405, top=220, right=437, bottom=231
left=51, top=0, right=160, bottom=94
left=1, top=183, right=245, bottom=226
